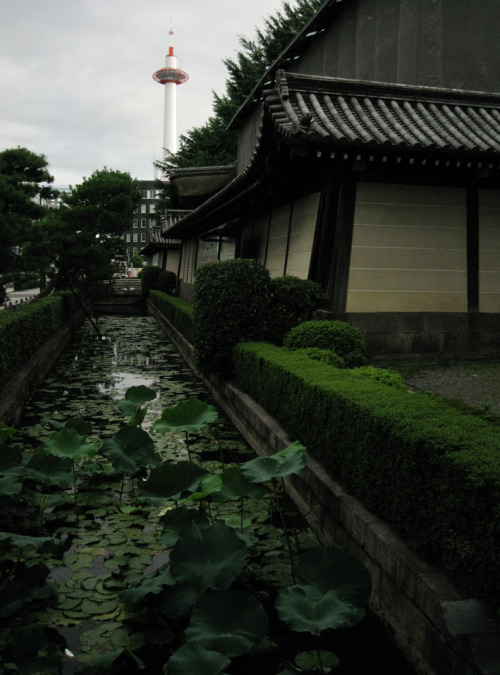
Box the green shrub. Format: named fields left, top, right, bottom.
left=138, top=266, right=162, bottom=298
left=149, top=290, right=194, bottom=343
left=294, top=347, right=345, bottom=368
left=0, top=291, right=79, bottom=390
left=284, top=320, right=367, bottom=367
left=157, top=270, right=176, bottom=295
left=265, top=276, right=324, bottom=345
left=349, top=365, right=406, bottom=389
left=232, top=342, right=500, bottom=602
left=193, top=259, right=272, bottom=374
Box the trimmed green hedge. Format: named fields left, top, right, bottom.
left=0, top=292, right=78, bottom=391
left=149, top=290, right=194, bottom=343
left=233, top=341, right=500, bottom=602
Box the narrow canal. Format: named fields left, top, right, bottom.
left=4, top=315, right=415, bottom=674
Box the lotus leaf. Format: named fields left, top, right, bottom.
left=217, top=465, right=267, bottom=500
left=294, top=649, right=340, bottom=670
left=0, top=530, right=65, bottom=552
left=241, top=441, right=306, bottom=483
left=184, top=473, right=223, bottom=501
left=184, top=589, right=268, bottom=657
left=1, top=624, right=63, bottom=674
left=0, top=421, right=17, bottom=441
left=296, top=547, right=371, bottom=606
left=167, top=642, right=230, bottom=675
left=158, top=505, right=209, bottom=547
left=119, top=565, right=174, bottom=605
left=101, top=427, right=158, bottom=473
left=42, top=427, right=102, bottom=462
left=275, top=584, right=365, bottom=635
left=0, top=562, right=54, bottom=618
left=25, top=449, right=73, bottom=488
left=139, top=460, right=207, bottom=502
left=169, top=522, right=249, bottom=591
left=153, top=398, right=218, bottom=435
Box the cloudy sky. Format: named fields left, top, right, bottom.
left=0, top=0, right=294, bottom=186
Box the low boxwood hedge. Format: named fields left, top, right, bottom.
left=233, top=341, right=500, bottom=603
left=0, top=292, right=78, bottom=391
left=149, top=290, right=194, bottom=343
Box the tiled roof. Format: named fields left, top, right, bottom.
left=265, top=71, right=500, bottom=156
left=140, top=227, right=181, bottom=255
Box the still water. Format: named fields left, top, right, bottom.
left=10, top=315, right=415, bottom=674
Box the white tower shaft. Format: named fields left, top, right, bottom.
left=163, top=49, right=177, bottom=156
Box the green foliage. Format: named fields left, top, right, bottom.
left=294, top=347, right=346, bottom=368
left=149, top=290, right=194, bottom=342
left=24, top=168, right=141, bottom=297
left=153, top=398, right=218, bottom=436
left=157, top=270, right=176, bottom=294
left=0, top=147, right=54, bottom=273
left=0, top=291, right=78, bottom=390
left=284, top=319, right=367, bottom=367
left=184, top=590, right=268, bottom=656
left=149, top=291, right=194, bottom=343
left=130, top=253, right=144, bottom=268
left=349, top=365, right=406, bottom=389
left=233, top=342, right=500, bottom=601
left=193, top=259, right=272, bottom=374
left=138, top=265, right=161, bottom=298
left=265, top=275, right=325, bottom=345
left=165, top=0, right=323, bottom=169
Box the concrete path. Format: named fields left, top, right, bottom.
left=2, top=286, right=40, bottom=309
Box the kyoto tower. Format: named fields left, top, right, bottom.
left=153, top=28, right=189, bottom=159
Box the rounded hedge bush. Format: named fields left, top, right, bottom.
left=265, top=275, right=325, bottom=345
left=193, top=258, right=272, bottom=374
left=157, top=270, right=176, bottom=295
left=138, top=265, right=162, bottom=298
left=284, top=319, right=367, bottom=367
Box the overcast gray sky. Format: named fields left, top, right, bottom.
left=0, top=0, right=293, bottom=186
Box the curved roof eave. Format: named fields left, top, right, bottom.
left=228, top=0, right=349, bottom=130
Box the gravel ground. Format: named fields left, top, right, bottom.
left=402, top=361, right=500, bottom=415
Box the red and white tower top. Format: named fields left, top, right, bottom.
left=153, top=28, right=189, bottom=158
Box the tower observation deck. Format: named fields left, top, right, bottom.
left=153, top=29, right=189, bottom=158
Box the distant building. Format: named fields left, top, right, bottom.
left=122, top=180, right=161, bottom=266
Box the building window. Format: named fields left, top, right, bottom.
left=126, top=233, right=131, bottom=242
left=141, top=232, right=146, bottom=242
left=133, top=247, right=138, bottom=255
left=141, top=204, right=147, bottom=213
left=133, top=233, right=138, bottom=242
left=141, top=219, right=146, bottom=228
left=133, top=220, right=138, bottom=228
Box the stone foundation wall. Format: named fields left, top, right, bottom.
left=317, top=311, right=500, bottom=361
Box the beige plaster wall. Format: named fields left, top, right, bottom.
left=347, top=183, right=467, bottom=312
left=179, top=238, right=198, bottom=285
left=286, top=192, right=319, bottom=279
left=479, top=190, right=500, bottom=312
